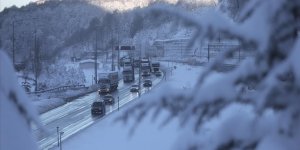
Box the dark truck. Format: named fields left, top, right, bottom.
left=133, top=59, right=140, bottom=68
left=98, top=71, right=119, bottom=94
left=141, top=58, right=151, bottom=76
left=151, top=62, right=160, bottom=72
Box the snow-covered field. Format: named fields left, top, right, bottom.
left=61, top=62, right=209, bottom=149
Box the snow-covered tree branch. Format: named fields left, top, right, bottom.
left=117, top=0, right=300, bottom=149
left=0, top=50, right=43, bottom=150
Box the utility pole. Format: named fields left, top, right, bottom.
left=34, top=26, right=39, bottom=92
left=94, top=27, right=98, bottom=84
left=111, top=30, right=115, bottom=71
left=57, top=126, right=60, bottom=147
left=59, top=131, right=64, bottom=150
left=12, top=21, right=15, bottom=66
left=208, top=44, right=210, bottom=63
left=118, top=96, right=120, bottom=111
left=138, top=48, right=141, bottom=97
left=239, top=48, right=241, bottom=63
left=117, top=29, right=120, bottom=70
left=111, top=40, right=114, bottom=71
left=235, top=0, right=240, bottom=20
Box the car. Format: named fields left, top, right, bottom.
left=91, top=101, right=105, bottom=117
left=98, top=86, right=110, bottom=94
left=102, top=94, right=115, bottom=105
left=143, top=79, right=152, bottom=87
left=142, top=71, right=150, bottom=76
left=130, top=84, right=139, bottom=92
left=154, top=71, right=162, bottom=77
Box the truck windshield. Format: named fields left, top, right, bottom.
left=141, top=67, right=149, bottom=70
left=123, top=70, right=131, bottom=73
left=141, top=63, right=148, bottom=67
left=92, top=102, right=103, bottom=107
left=98, top=79, right=109, bottom=84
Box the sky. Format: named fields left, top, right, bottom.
left=0, top=0, right=35, bottom=11
left=0, top=0, right=217, bottom=12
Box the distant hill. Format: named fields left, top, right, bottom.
left=0, top=0, right=212, bottom=63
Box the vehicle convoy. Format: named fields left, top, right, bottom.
left=98, top=71, right=119, bottom=94
left=151, top=62, right=160, bottom=72
left=91, top=101, right=105, bottom=116
left=122, top=58, right=135, bottom=82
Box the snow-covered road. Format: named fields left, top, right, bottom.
left=33, top=74, right=164, bottom=150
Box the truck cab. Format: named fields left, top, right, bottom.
left=98, top=71, right=119, bottom=94
left=98, top=78, right=110, bottom=94
left=151, top=62, right=160, bottom=72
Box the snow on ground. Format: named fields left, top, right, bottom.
left=32, top=98, right=65, bottom=114
left=30, top=87, right=98, bottom=114
left=61, top=62, right=209, bottom=150
left=27, top=58, right=115, bottom=114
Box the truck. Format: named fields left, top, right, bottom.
left=123, top=58, right=132, bottom=66
left=123, top=66, right=135, bottom=82
left=122, top=58, right=135, bottom=82
left=133, top=59, right=140, bottom=68
left=151, top=62, right=160, bottom=72
left=98, top=71, right=119, bottom=94
left=120, top=57, right=130, bottom=67
left=141, top=58, right=151, bottom=76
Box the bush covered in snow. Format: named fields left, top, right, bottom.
left=38, top=60, right=85, bottom=89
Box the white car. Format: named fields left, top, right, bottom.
left=130, top=84, right=139, bottom=92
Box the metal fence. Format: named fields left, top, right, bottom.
left=151, top=39, right=254, bottom=65
left=28, top=84, right=86, bottom=94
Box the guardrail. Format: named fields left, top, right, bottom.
left=18, top=75, right=36, bottom=82
left=28, top=84, right=86, bottom=94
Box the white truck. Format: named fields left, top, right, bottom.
left=122, top=58, right=135, bottom=83
left=98, top=71, right=119, bottom=94
left=141, top=58, right=151, bottom=76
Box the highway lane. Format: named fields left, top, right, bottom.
left=33, top=74, right=163, bottom=150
